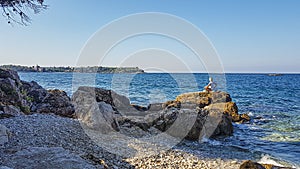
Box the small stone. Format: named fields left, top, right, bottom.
left=231, top=160, right=238, bottom=164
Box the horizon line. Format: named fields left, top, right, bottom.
left=1, top=64, right=299, bottom=74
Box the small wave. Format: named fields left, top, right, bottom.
left=261, top=133, right=300, bottom=142
left=258, top=154, right=284, bottom=167
left=247, top=112, right=254, bottom=116
left=200, top=137, right=222, bottom=146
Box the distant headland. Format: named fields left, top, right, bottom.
left=0, top=65, right=145, bottom=74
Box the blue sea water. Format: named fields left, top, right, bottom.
left=19, top=72, right=300, bottom=167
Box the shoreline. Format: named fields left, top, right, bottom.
left=0, top=113, right=246, bottom=169
left=1, top=113, right=296, bottom=168
left=0, top=68, right=297, bottom=168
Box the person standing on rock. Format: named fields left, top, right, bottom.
left=204, top=77, right=217, bottom=92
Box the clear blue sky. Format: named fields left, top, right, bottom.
left=0, top=0, right=299, bottom=73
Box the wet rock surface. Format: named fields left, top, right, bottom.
left=239, top=160, right=294, bottom=169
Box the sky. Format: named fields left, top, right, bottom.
left=0, top=0, right=299, bottom=73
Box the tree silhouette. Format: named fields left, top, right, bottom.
left=1, top=0, right=47, bottom=25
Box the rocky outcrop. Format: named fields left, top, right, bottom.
left=171, top=91, right=250, bottom=123
left=2, top=147, right=95, bottom=169
left=0, top=69, right=30, bottom=117
left=240, top=160, right=293, bottom=169
left=73, top=87, right=235, bottom=140
left=0, top=68, right=75, bottom=118
left=21, top=81, right=74, bottom=117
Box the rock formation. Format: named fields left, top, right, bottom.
left=72, top=87, right=242, bottom=141
left=0, top=69, right=30, bottom=117
left=240, top=160, right=293, bottom=169
left=72, top=86, right=120, bottom=133
left=0, top=68, right=250, bottom=140
left=0, top=68, right=74, bottom=118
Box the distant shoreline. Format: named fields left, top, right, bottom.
left=1, top=65, right=299, bottom=74
left=0, top=65, right=145, bottom=74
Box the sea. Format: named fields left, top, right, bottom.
left=19, top=72, right=300, bottom=168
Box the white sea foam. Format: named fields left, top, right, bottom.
left=258, top=155, right=284, bottom=167
left=200, top=137, right=222, bottom=146
left=247, top=112, right=254, bottom=116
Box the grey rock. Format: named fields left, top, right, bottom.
left=98, top=101, right=120, bottom=131
left=148, top=103, right=163, bottom=111
left=72, top=87, right=120, bottom=132
left=72, top=86, right=131, bottom=110
left=35, top=89, right=75, bottom=117
left=0, top=78, right=23, bottom=106
left=20, top=80, right=47, bottom=104
left=3, top=105, right=24, bottom=117
left=0, top=68, right=21, bottom=86
left=4, top=147, right=95, bottom=169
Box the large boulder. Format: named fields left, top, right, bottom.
left=204, top=102, right=250, bottom=123
left=20, top=80, right=48, bottom=105
left=73, top=86, right=131, bottom=110
left=174, top=91, right=232, bottom=108
left=118, top=107, right=233, bottom=140
left=152, top=108, right=232, bottom=140
left=0, top=69, right=21, bottom=86
left=34, top=89, right=75, bottom=118
left=72, top=86, right=120, bottom=132
left=0, top=69, right=30, bottom=115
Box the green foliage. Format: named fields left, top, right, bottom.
left=20, top=89, right=27, bottom=95
left=19, top=105, right=30, bottom=114
left=20, top=89, right=34, bottom=102
left=25, top=95, right=34, bottom=102
left=0, top=0, right=47, bottom=25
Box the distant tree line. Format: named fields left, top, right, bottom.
left=0, top=65, right=145, bottom=73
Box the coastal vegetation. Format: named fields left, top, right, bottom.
left=0, top=65, right=145, bottom=73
